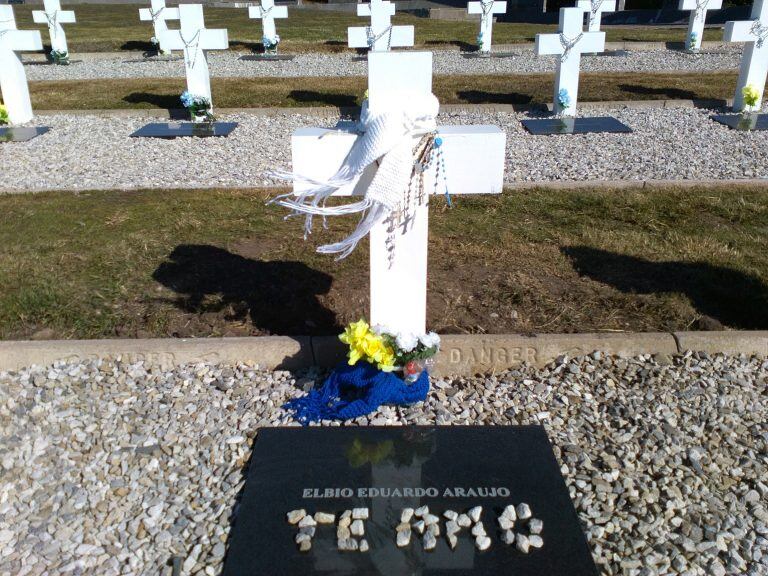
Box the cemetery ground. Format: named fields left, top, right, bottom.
left=1, top=184, right=767, bottom=341
left=10, top=5, right=723, bottom=54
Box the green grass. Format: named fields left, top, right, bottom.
left=12, top=5, right=723, bottom=53
left=27, top=72, right=744, bottom=110
left=1, top=185, right=767, bottom=340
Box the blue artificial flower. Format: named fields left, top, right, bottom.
left=558, top=88, right=571, bottom=110
left=180, top=90, right=193, bottom=108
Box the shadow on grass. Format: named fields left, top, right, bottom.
left=123, top=92, right=188, bottom=117
left=152, top=244, right=340, bottom=335
left=456, top=90, right=534, bottom=105
left=121, top=40, right=155, bottom=52
left=562, top=246, right=768, bottom=330
left=617, top=84, right=698, bottom=100
left=230, top=39, right=262, bottom=53
left=289, top=90, right=358, bottom=107
left=424, top=39, right=477, bottom=52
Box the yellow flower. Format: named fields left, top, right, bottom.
left=743, top=84, right=760, bottom=109
left=0, top=104, right=8, bottom=126
left=339, top=319, right=396, bottom=370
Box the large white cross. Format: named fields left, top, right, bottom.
left=725, top=0, right=768, bottom=111
left=289, top=51, right=506, bottom=335
left=248, top=0, right=288, bottom=44
left=535, top=7, right=605, bottom=116
left=158, top=4, right=228, bottom=107
left=139, top=0, right=180, bottom=54
left=576, top=0, right=616, bottom=32
left=32, top=0, right=75, bottom=55
left=679, top=0, right=722, bottom=51
left=348, top=0, right=414, bottom=52
left=467, top=0, right=507, bottom=53
left=0, top=6, right=43, bottom=124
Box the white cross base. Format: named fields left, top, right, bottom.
left=289, top=52, right=506, bottom=335
left=32, top=0, right=75, bottom=54
left=467, top=0, right=507, bottom=53
left=159, top=4, right=228, bottom=108
left=725, top=0, right=768, bottom=111
left=0, top=6, right=43, bottom=124
left=535, top=7, right=605, bottom=116
left=248, top=0, right=288, bottom=43
left=576, top=0, right=616, bottom=32
left=139, top=0, right=180, bottom=54
left=349, top=0, right=413, bottom=52
left=679, top=0, right=722, bottom=50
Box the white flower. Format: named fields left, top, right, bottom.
left=419, top=332, right=441, bottom=349
left=396, top=332, right=419, bottom=352
left=371, top=324, right=387, bottom=336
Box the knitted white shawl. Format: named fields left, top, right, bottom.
left=270, top=92, right=440, bottom=258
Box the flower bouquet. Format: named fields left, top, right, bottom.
left=742, top=84, right=760, bottom=113
left=0, top=103, right=8, bottom=126
left=686, top=31, right=698, bottom=53
left=263, top=34, right=280, bottom=55
left=180, top=91, right=215, bottom=123
left=149, top=36, right=171, bottom=57
left=283, top=320, right=440, bottom=424
left=557, top=88, right=571, bottom=113
left=51, top=50, right=70, bottom=66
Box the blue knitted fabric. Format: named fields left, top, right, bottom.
left=283, top=361, right=430, bottom=425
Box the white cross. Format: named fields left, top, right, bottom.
left=679, top=0, right=722, bottom=51
left=348, top=0, right=414, bottom=52
left=535, top=7, right=605, bottom=116
left=725, top=0, right=768, bottom=111
left=288, top=51, right=506, bottom=335
left=139, top=0, right=180, bottom=54
left=248, top=0, right=288, bottom=45
left=467, top=0, right=506, bottom=53
left=0, top=6, right=43, bottom=124
left=576, top=0, right=616, bottom=32
left=32, top=0, right=75, bottom=55
left=158, top=4, right=228, bottom=108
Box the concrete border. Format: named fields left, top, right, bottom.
left=1, top=332, right=765, bottom=376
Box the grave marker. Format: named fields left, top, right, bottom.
left=139, top=0, right=180, bottom=55
left=724, top=0, right=768, bottom=111
left=0, top=6, right=43, bottom=125
left=32, top=0, right=75, bottom=55
left=576, top=0, right=616, bottom=32
left=280, top=51, right=505, bottom=335
left=158, top=4, right=228, bottom=108
left=679, top=0, right=722, bottom=51
left=467, top=0, right=507, bottom=53
left=348, top=0, right=414, bottom=52
left=249, top=0, right=287, bottom=49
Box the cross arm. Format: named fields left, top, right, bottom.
left=535, top=33, right=563, bottom=56
left=468, top=1, right=507, bottom=15
left=357, top=3, right=396, bottom=16
left=347, top=25, right=414, bottom=48
left=249, top=5, right=288, bottom=18
left=32, top=10, right=76, bottom=23
left=291, top=125, right=506, bottom=196
left=724, top=19, right=756, bottom=42
left=160, top=28, right=229, bottom=51
left=1, top=29, right=43, bottom=51
left=139, top=7, right=180, bottom=21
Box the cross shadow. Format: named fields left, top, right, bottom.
left=617, top=84, right=698, bottom=100
left=424, top=39, right=477, bottom=52
left=561, top=246, right=768, bottom=330
left=456, top=90, right=534, bottom=105
left=152, top=244, right=340, bottom=335
left=121, top=40, right=155, bottom=52
left=229, top=40, right=261, bottom=53
left=122, top=92, right=189, bottom=118
left=289, top=90, right=358, bottom=108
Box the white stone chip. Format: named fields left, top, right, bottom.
left=298, top=515, right=317, bottom=528
left=501, top=504, right=517, bottom=521
left=446, top=520, right=460, bottom=536
left=359, top=539, right=370, bottom=553
left=396, top=522, right=411, bottom=533
left=457, top=514, right=472, bottom=527
left=529, top=534, right=544, bottom=549
left=444, top=510, right=459, bottom=521
left=414, top=505, right=429, bottom=518
left=516, top=533, right=530, bottom=553
left=397, top=530, right=411, bottom=548
left=413, top=520, right=426, bottom=534
left=476, top=535, right=491, bottom=551
left=471, top=523, right=486, bottom=537
left=352, top=508, right=369, bottom=520
left=401, top=508, right=414, bottom=523
left=337, top=526, right=351, bottom=540
left=423, top=531, right=437, bottom=551
left=423, top=514, right=440, bottom=526
left=299, top=539, right=311, bottom=552
left=529, top=518, right=543, bottom=534
left=448, top=533, right=458, bottom=550
left=299, top=526, right=315, bottom=538
left=502, top=530, right=515, bottom=545
left=314, top=512, right=335, bottom=524
left=287, top=509, right=306, bottom=524
left=350, top=519, right=365, bottom=537
left=426, top=523, right=440, bottom=537
left=516, top=503, right=532, bottom=521
left=468, top=506, right=482, bottom=523
left=295, top=533, right=311, bottom=544
left=498, top=516, right=515, bottom=531
left=338, top=538, right=358, bottom=551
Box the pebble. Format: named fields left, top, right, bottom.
left=401, top=508, right=414, bottom=523
left=352, top=508, right=369, bottom=520
left=314, top=512, right=335, bottom=524
left=476, top=535, right=492, bottom=551
left=396, top=530, right=411, bottom=548
left=468, top=506, right=483, bottom=523
left=286, top=510, right=306, bottom=525
left=516, top=503, right=532, bottom=521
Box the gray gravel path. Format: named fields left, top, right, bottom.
left=2, top=105, right=768, bottom=193
left=0, top=351, right=766, bottom=576
left=21, top=47, right=744, bottom=80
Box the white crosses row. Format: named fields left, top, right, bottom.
left=535, top=6, right=605, bottom=117
left=679, top=0, right=722, bottom=51
left=248, top=0, right=287, bottom=44
left=576, top=0, right=616, bottom=32
left=348, top=0, right=414, bottom=52
left=725, top=0, right=768, bottom=111
left=32, top=0, right=75, bottom=54
left=0, top=6, right=43, bottom=124
left=467, top=0, right=506, bottom=53
left=139, top=0, right=179, bottom=54
left=287, top=505, right=544, bottom=553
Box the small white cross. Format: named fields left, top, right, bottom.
left=0, top=6, right=43, bottom=124
left=535, top=7, right=605, bottom=116
left=575, top=0, right=616, bottom=32
left=467, top=0, right=506, bottom=53
left=139, top=0, right=180, bottom=54
left=348, top=0, right=414, bottom=52
left=248, top=0, right=288, bottom=45
left=32, top=0, right=75, bottom=55
left=679, top=0, right=722, bottom=51
left=159, top=4, right=228, bottom=109
left=725, top=0, right=768, bottom=111
left=286, top=51, right=506, bottom=335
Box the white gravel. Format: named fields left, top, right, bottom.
left=0, top=351, right=766, bottom=575
left=21, top=47, right=743, bottom=81
left=2, top=105, right=768, bottom=193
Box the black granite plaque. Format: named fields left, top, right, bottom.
left=224, top=426, right=598, bottom=576
left=461, top=52, right=518, bottom=59
left=711, top=113, right=768, bottom=131
left=239, top=54, right=296, bottom=61
left=0, top=127, right=50, bottom=143
left=130, top=122, right=238, bottom=139
left=522, top=116, right=632, bottom=135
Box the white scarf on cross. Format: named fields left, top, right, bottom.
left=270, top=92, right=440, bottom=258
